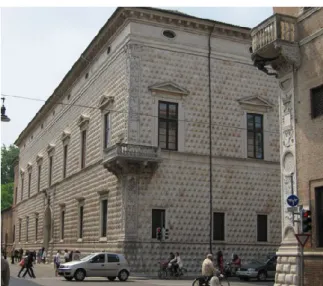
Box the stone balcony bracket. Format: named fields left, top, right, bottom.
left=250, top=13, right=301, bottom=77
left=102, top=143, right=162, bottom=176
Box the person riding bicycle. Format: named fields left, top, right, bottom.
left=231, top=254, right=241, bottom=274
left=202, top=254, right=221, bottom=286
left=169, top=252, right=183, bottom=275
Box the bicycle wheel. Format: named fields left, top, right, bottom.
left=219, top=275, right=230, bottom=286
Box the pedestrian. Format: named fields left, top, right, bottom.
left=69, top=250, right=73, bottom=262
left=216, top=250, right=224, bottom=274
left=37, top=248, right=42, bottom=264
left=17, top=251, right=30, bottom=278
left=54, top=250, right=61, bottom=277
left=19, top=248, right=23, bottom=261
left=64, top=249, right=69, bottom=262
left=10, top=247, right=15, bottom=264
left=1, top=257, right=10, bottom=286
left=41, top=247, right=46, bottom=264
left=22, top=251, right=36, bottom=278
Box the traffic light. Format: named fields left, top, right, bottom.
left=156, top=227, right=162, bottom=240
left=301, top=209, right=312, bottom=233
left=164, top=228, right=169, bottom=240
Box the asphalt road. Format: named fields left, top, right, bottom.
left=9, top=276, right=274, bottom=286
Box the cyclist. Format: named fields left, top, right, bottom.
left=202, top=254, right=221, bottom=286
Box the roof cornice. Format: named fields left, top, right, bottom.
left=14, top=7, right=251, bottom=146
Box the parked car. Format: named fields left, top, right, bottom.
left=236, top=255, right=277, bottom=281
left=58, top=252, right=130, bottom=281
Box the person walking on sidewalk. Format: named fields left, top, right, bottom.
left=22, top=251, right=36, bottom=278
left=1, top=257, right=10, bottom=286
left=18, top=251, right=30, bottom=278
left=54, top=250, right=61, bottom=277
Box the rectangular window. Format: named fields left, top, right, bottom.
left=21, top=177, right=24, bottom=201
left=79, top=206, right=84, bottom=239
left=26, top=217, right=29, bottom=242
left=257, top=214, right=268, bottom=242
left=49, top=156, right=53, bottom=186
left=19, top=219, right=21, bottom=242
left=35, top=217, right=38, bottom=241
left=158, top=101, right=178, bottom=151
left=213, top=212, right=225, bottom=241
left=13, top=225, right=15, bottom=242
left=101, top=199, right=108, bottom=237
left=316, top=187, right=323, bottom=247
left=104, top=113, right=110, bottom=148
left=81, top=130, right=87, bottom=169
left=311, top=84, right=323, bottom=118
left=28, top=173, right=31, bottom=198
left=152, top=209, right=165, bottom=238
left=15, top=187, right=18, bottom=205
left=247, top=113, right=264, bottom=159
left=37, top=165, right=41, bottom=192
left=61, top=210, right=65, bottom=240
left=63, top=145, right=68, bottom=178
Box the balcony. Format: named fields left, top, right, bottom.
left=250, top=14, right=300, bottom=75
left=103, top=143, right=162, bottom=176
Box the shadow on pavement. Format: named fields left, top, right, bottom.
left=10, top=277, right=42, bottom=286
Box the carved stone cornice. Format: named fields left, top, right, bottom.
left=99, top=94, right=114, bottom=111
left=61, top=129, right=71, bottom=144
left=27, top=162, right=33, bottom=173
left=15, top=7, right=250, bottom=147
left=36, top=154, right=43, bottom=164
left=46, top=143, right=56, bottom=155
left=77, top=114, right=90, bottom=129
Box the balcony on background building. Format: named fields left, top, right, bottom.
left=103, top=143, right=162, bottom=176
left=250, top=14, right=300, bottom=76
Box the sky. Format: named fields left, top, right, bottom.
left=0, top=7, right=273, bottom=146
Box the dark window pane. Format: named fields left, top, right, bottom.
left=35, top=218, right=38, bottom=241
left=213, top=213, right=225, bottom=241
left=159, top=142, right=166, bottom=149
left=92, top=254, right=105, bottom=263
left=169, top=104, right=177, bottom=119
left=152, top=209, right=165, bottom=238
left=104, top=113, right=110, bottom=148
left=311, top=85, right=323, bottom=118
left=81, top=130, right=87, bottom=169
left=63, top=145, right=68, bottom=178
left=101, top=200, right=108, bottom=237
left=168, top=143, right=176, bottom=150
left=38, top=165, right=41, bottom=192
left=79, top=206, right=84, bottom=239
left=316, top=187, right=323, bottom=247
left=108, top=254, right=120, bottom=263
left=247, top=114, right=263, bottom=159
left=49, top=157, right=53, bottom=186
left=61, top=211, right=65, bottom=240
left=159, top=121, right=166, bottom=129
left=257, top=215, right=268, bottom=242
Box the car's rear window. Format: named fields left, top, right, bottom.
left=108, top=254, right=120, bottom=263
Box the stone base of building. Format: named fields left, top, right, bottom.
left=304, top=252, right=323, bottom=286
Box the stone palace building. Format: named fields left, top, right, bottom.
left=250, top=6, right=323, bottom=286
left=13, top=7, right=281, bottom=273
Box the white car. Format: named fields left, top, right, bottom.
left=58, top=252, right=130, bottom=281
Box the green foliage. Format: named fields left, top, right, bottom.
left=1, top=183, right=14, bottom=210
left=1, top=144, right=19, bottom=210
left=1, top=144, right=19, bottom=184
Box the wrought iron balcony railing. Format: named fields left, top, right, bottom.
left=251, top=14, right=297, bottom=54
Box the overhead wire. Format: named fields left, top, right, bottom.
left=1, top=93, right=280, bottom=135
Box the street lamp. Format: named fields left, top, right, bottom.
left=1, top=97, right=10, bottom=122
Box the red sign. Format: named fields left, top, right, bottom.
left=295, top=234, right=311, bottom=247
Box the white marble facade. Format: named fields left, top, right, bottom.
left=13, top=7, right=281, bottom=273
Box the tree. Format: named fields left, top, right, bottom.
left=1, top=144, right=19, bottom=210
left=1, top=144, right=19, bottom=184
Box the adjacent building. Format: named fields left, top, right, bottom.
left=251, top=6, right=323, bottom=286
left=13, top=7, right=281, bottom=273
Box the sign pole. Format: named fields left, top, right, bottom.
left=300, top=245, right=304, bottom=286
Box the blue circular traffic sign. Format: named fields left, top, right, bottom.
left=287, top=194, right=299, bottom=207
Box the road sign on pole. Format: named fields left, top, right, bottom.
left=295, top=233, right=310, bottom=247
left=287, top=194, right=299, bottom=207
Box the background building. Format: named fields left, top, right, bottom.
left=251, top=6, right=323, bottom=286
left=13, top=7, right=281, bottom=273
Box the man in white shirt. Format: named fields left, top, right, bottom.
left=202, top=254, right=220, bottom=286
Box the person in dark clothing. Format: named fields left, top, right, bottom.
left=69, top=250, right=73, bottom=262
left=14, top=249, right=19, bottom=262
left=19, top=248, right=23, bottom=261
left=18, top=251, right=30, bottom=278
left=22, top=252, right=36, bottom=278
left=11, top=247, right=15, bottom=264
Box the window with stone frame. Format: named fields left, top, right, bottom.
left=152, top=209, right=165, bottom=239
left=316, top=186, right=323, bottom=247
left=311, top=84, right=323, bottom=119
left=158, top=101, right=178, bottom=151
left=81, top=130, right=87, bottom=169
left=100, top=199, right=108, bottom=237
left=61, top=208, right=65, bottom=240
left=104, top=113, right=110, bottom=148
left=257, top=214, right=268, bottom=242
left=63, top=145, right=68, bottom=178
left=37, top=165, right=41, bottom=192
left=49, top=156, right=53, bottom=186
left=35, top=216, right=38, bottom=241
left=15, top=187, right=18, bottom=205
left=28, top=172, right=32, bottom=198
left=79, top=204, right=84, bottom=239
left=213, top=212, right=225, bottom=241
left=19, top=219, right=21, bottom=242
left=247, top=113, right=264, bottom=159
left=26, top=217, right=29, bottom=242
left=20, top=176, right=24, bottom=201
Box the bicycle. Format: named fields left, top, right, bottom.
left=157, top=261, right=188, bottom=279
left=192, top=274, right=230, bottom=286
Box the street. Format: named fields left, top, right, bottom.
left=8, top=263, right=274, bottom=286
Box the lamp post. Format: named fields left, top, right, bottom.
left=1, top=97, right=11, bottom=122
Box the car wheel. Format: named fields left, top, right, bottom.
left=74, top=269, right=86, bottom=281
left=107, top=276, right=116, bottom=281
left=118, top=270, right=129, bottom=281
left=64, top=277, right=73, bottom=281
left=257, top=270, right=267, bottom=281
